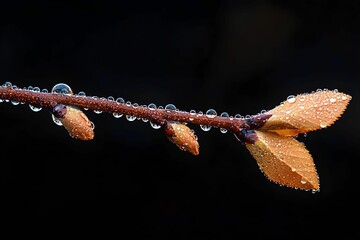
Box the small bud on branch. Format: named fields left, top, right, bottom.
left=164, top=121, right=200, bottom=155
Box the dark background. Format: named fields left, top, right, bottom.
left=1, top=0, right=359, bottom=238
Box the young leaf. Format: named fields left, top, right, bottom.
left=245, top=130, right=319, bottom=191
left=259, top=90, right=351, bottom=136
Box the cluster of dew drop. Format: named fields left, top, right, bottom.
left=47, top=83, right=255, bottom=133
left=1, top=81, right=44, bottom=112
left=1, top=82, right=270, bottom=134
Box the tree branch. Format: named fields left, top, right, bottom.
left=0, top=84, right=271, bottom=133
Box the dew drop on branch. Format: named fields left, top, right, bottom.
left=206, top=109, right=217, bottom=118
left=200, top=125, right=212, bottom=131
left=165, top=104, right=176, bottom=111
left=220, top=112, right=229, bottom=133
left=148, top=103, right=156, bottom=110
left=51, top=83, right=73, bottom=95
left=29, top=86, right=42, bottom=112
left=150, top=122, right=161, bottom=129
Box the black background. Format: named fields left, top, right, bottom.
left=1, top=0, right=359, bottom=238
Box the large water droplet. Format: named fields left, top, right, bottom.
left=165, top=104, right=176, bottom=111
left=206, top=109, right=217, bottom=118
left=51, top=83, right=73, bottom=95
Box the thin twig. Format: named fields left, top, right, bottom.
left=0, top=85, right=271, bottom=133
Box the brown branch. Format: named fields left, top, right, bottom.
left=0, top=85, right=271, bottom=133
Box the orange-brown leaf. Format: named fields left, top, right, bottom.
left=245, top=130, right=319, bottom=191
left=260, top=90, right=351, bottom=136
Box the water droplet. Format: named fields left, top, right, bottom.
left=341, top=95, right=347, bottom=100
left=150, top=121, right=161, bottom=129
left=77, top=91, right=86, bottom=97
left=190, top=110, right=196, bottom=115
left=320, top=122, right=327, bottom=128
left=28, top=87, right=42, bottom=111
left=165, top=104, right=176, bottom=111
left=52, top=114, right=63, bottom=126
left=329, top=98, right=336, bottom=103
left=312, top=189, right=319, bottom=194
left=116, top=97, right=125, bottom=104
left=93, top=97, right=106, bottom=114
left=206, top=109, right=217, bottom=118
left=126, top=115, right=136, bottom=121
left=33, top=87, right=40, bottom=92
left=200, top=125, right=212, bottom=131
left=2, top=81, right=12, bottom=88
left=51, top=83, right=73, bottom=95
left=107, top=96, right=115, bottom=101
left=132, top=103, right=139, bottom=108
left=220, top=128, right=227, bottom=134
left=113, top=97, right=125, bottom=118
left=41, top=88, right=48, bottom=93
left=301, top=178, right=307, bottom=184
left=220, top=112, right=229, bottom=118
left=113, top=110, right=123, bottom=118
left=287, top=95, right=296, bottom=103
left=234, top=113, right=242, bottom=119
left=148, top=103, right=156, bottom=110
left=11, top=100, right=19, bottom=105
left=29, top=105, right=42, bottom=112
